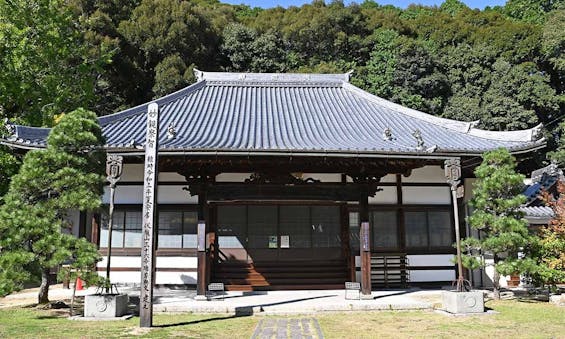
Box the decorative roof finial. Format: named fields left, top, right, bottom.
left=412, top=129, right=425, bottom=151
left=193, top=68, right=204, bottom=82
left=383, top=127, right=394, bottom=141
left=345, top=70, right=354, bottom=82
left=531, top=124, right=543, bottom=141
left=167, top=123, right=177, bottom=140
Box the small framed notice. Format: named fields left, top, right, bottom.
left=280, top=235, right=290, bottom=248
left=268, top=235, right=278, bottom=249
left=197, top=222, right=206, bottom=252
left=361, top=222, right=370, bottom=252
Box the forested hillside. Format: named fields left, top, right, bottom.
left=0, top=0, right=563, bottom=189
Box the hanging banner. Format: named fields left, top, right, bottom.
left=140, top=102, right=159, bottom=328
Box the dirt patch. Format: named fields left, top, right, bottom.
left=126, top=326, right=152, bottom=336
left=0, top=284, right=76, bottom=309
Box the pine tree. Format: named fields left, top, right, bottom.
left=0, top=108, right=105, bottom=304
left=461, top=148, right=532, bottom=299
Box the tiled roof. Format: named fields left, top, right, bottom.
left=520, top=206, right=554, bottom=224
left=2, top=71, right=545, bottom=157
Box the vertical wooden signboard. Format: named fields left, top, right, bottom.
left=140, top=103, right=159, bottom=328
left=360, top=221, right=372, bottom=296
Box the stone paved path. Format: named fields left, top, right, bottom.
left=251, top=318, right=324, bottom=339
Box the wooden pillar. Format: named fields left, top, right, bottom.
left=359, top=185, right=372, bottom=297
left=91, top=214, right=100, bottom=246
left=196, top=188, right=207, bottom=299
left=340, top=204, right=354, bottom=281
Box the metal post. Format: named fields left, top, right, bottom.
left=105, top=155, right=123, bottom=293
left=140, top=103, right=159, bottom=328
left=445, top=159, right=468, bottom=292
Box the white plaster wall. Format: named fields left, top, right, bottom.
left=409, top=270, right=455, bottom=282
left=102, top=186, right=197, bottom=204
left=369, top=186, right=397, bottom=204
left=156, top=272, right=197, bottom=285
left=97, top=256, right=198, bottom=285
left=483, top=258, right=509, bottom=288
left=160, top=172, right=185, bottom=181
left=381, top=174, right=397, bottom=183
left=117, top=163, right=185, bottom=182
left=98, top=271, right=197, bottom=285
left=402, top=166, right=445, bottom=183
left=158, top=186, right=197, bottom=204
left=216, top=173, right=251, bottom=182
left=97, top=256, right=197, bottom=269
left=407, top=254, right=454, bottom=267
left=402, top=187, right=451, bottom=204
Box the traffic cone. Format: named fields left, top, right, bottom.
left=76, top=277, right=84, bottom=291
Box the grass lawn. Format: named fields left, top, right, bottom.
left=0, top=300, right=563, bottom=338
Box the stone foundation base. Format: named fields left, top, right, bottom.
left=442, top=291, right=484, bottom=314
left=84, top=294, right=129, bottom=318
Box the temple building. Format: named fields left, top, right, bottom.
left=2, top=71, right=545, bottom=294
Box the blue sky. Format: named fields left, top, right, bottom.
left=221, top=0, right=507, bottom=10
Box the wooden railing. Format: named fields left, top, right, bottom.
left=370, top=253, right=409, bottom=288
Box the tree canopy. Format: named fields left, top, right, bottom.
left=0, top=0, right=563, bottom=187
left=0, top=108, right=105, bottom=303
left=461, top=148, right=534, bottom=299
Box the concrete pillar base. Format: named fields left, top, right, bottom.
left=194, top=295, right=208, bottom=301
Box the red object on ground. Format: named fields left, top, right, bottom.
left=76, top=278, right=84, bottom=291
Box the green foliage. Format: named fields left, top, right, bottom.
left=504, top=0, right=563, bottom=24
left=0, top=0, right=111, bottom=126
left=0, top=108, right=105, bottom=302
left=0, top=146, right=19, bottom=198
left=439, top=0, right=469, bottom=16
left=361, top=29, right=398, bottom=99
left=221, top=23, right=287, bottom=73
left=152, top=54, right=196, bottom=97
left=549, top=122, right=565, bottom=165
left=461, top=148, right=531, bottom=298
left=360, top=29, right=449, bottom=114
left=57, top=238, right=105, bottom=289
left=117, top=0, right=225, bottom=100
left=525, top=181, right=565, bottom=288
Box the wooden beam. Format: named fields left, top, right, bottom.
left=198, top=182, right=380, bottom=202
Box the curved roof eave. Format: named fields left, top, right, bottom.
left=96, top=139, right=547, bottom=158
left=1, top=70, right=547, bottom=156
left=0, top=137, right=546, bottom=158
left=341, top=82, right=543, bottom=143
